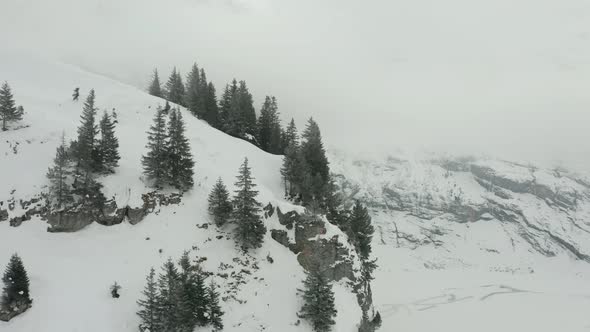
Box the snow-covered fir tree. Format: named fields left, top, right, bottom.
left=165, top=67, right=185, bottom=106
left=0, top=81, right=23, bottom=131
left=282, top=118, right=298, bottom=150
left=137, top=268, right=160, bottom=332
left=148, top=68, right=163, bottom=98
left=47, top=134, right=73, bottom=209
left=257, top=96, right=282, bottom=154
left=156, top=259, right=181, bottom=332
left=73, top=89, right=98, bottom=177
left=204, top=82, right=220, bottom=128
left=97, top=111, right=120, bottom=172
left=208, top=178, right=233, bottom=227
left=142, top=107, right=168, bottom=187
left=232, top=158, right=266, bottom=250
left=1, top=254, right=31, bottom=310
left=165, top=110, right=194, bottom=190
left=184, top=63, right=202, bottom=118
left=207, top=281, right=224, bottom=331
left=348, top=201, right=375, bottom=260
left=299, top=270, right=337, bottom=332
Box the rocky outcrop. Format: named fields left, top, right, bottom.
left=0, top=300, right=32, bottom=322
left=1, top=191, right=182, bottom=232
left=271, top=206, right=355, bottom=282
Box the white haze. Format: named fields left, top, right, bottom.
left=2, top=0, right=589, bottom=171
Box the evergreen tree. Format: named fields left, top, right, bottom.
left=148, top=69, right=163, bottom=98
left=193, top=269, right=208, bottom=326
left=299, top=270, right=337, bottom=332
left=184, top=63, right=202, bottom=117
left=232, top=158, right=266, bottom=250
left=349, top=201, right=374, bottom=260
left=165, top=110, right=194, bottom=190
left=283, top=118, right=298, bottom=150
left=157, top=259, right=181, bottom=332
left=165, top=67, right=185, bottom=106
left=137, top=268, right=161, bottom=332
left=207, top=281, right=224, bottom=330
left=257, top=96, right=282, bottom=154
left=300, top=118, right=330, bottom=206
left=98, top=111, right=120, bottom=172
left=204, top=82, right=220, bottom=128
left=0, top=81, right=22, bottom=131
left=47, top=134, right=73, bottom=209
left=208, top=178, right=233, bottom=227
left=74, top=90, right=99, bottom=184
left=219, top=81, right=235, bottom=126
left=236, top=80, right=257, bottom=137
left=142, top=108, right=168, bottom=187
left=280, top=144, right=301, bottom=197
left=1, top=254, right=31, bottom=310
left=177, top=252, right=198, bottom=332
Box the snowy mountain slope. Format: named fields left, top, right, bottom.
left=330, top=149, right=590, bottom=331
left=0, top=54, right=361, bottom=331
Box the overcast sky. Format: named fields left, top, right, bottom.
left=2, top=0, right=590, bottom=170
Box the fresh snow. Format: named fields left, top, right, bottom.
left=0, top=53, right=359, bottom=332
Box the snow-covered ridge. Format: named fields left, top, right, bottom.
left=330, top=150, right=590, bottom=268
left=0, top=54, right=362, bottom=331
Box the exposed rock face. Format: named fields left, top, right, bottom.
left=273, top=207, right=355, bottom=282
left=2, top=191, right=182, bottom=232
left=46, top=191, right=182, bottom=232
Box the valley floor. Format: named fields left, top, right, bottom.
left=373, top=245, right=590, bottom=332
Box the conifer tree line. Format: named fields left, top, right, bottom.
left=142, top=107, right=194, bottom=190
left=47, top=90, right=120, bottom=210
left=0, top=81, right=24, bottom=131
left=148, top=65, right=294, bottom=156
left=208, top=158, right=267, bottom=251
left=137, top=252, right=223, bottom=332
left=1, top=254, right=32, bottom=314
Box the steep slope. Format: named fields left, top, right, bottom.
left=330, top=149, right=590, bottom=331
left=0, top=54, right=360, bottom=331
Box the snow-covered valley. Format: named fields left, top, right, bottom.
left=1, top=53, right=590, bottom=332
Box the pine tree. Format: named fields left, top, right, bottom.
left=349, top=201, right=374, bottom=260
left=165, top=110, right=194, bottom=190
left=204, top=82, right=220, bottom=128
left=148, top=69, right=163, bottom=98
left=219, top=80, right=238, bottom=135
left=142, top=107, right=168, bottom=187
left=74, top=90, right=99, bottom=183
left=177, top=252, right=198, bottom=332
left=283, top=118, right=298, bottom=150
left=165, top=67, right=185, bottom=106
left=47, top=134, right=73, bottom=209
left=300, top=118, right=330, bottom=206
left=237, top=80, right=257, bottom=137
left=299, top=270, right=337, bottom=332
left=281, top=144, right=300, bottom=197
left=137, top=268, right=161, bottom=332
left=157, top=259, right=181, bottom=332
left=208, top=178, right=233, bottom=227
left=0, top=82, right=22, bottom=131
left=98, top=111, right=120, bottom=172
left=184, top=63, right=202, bottom=117
left=193, top=269, right=208, bottom=326
left=207, top=281, right=224, bottom=330
left=1, top=254, right=31, bottom=310
left=257, top=96, right=282, bottom=154
left=232, top=158, right=266, bottom=250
